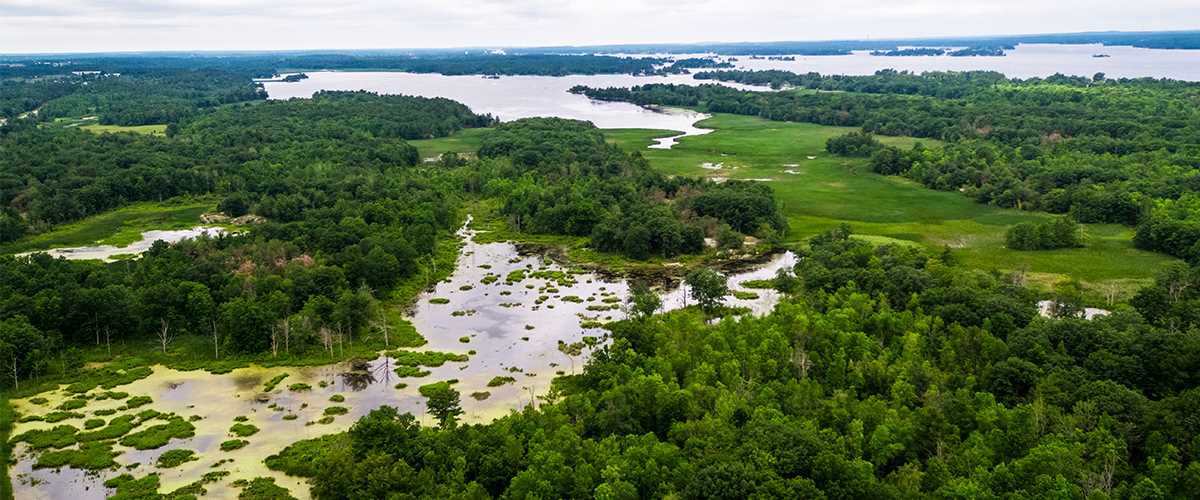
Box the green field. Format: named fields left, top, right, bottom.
left=410, top=128, right=491, bottom=160
left=405, top=113, right=1176, bottom=297
left=0, top=198, right=220, bottom=254
left=47, top=116, right=168, bottom=136
left=608, top=114, right=1177, bottom=295
left=79, top=123, right=168, bottom=136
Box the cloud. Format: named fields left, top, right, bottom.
left=0, top=0, right=1198, bottom=53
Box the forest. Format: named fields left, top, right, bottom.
left=0, top=84, right=783, bottom=391
left=267, top=227, right=1200, bottom=499
left=2, top=56, right=1200, bottom=499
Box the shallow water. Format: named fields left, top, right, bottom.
left=10, top=219, right=795, bottom=499
left=17, top=227, right=227, bottom=262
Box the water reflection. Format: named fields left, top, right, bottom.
left=8, top=217, right=795, bottom=499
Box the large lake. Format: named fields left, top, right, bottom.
left=262, top=43, right=1200, bottom=143
left=663, top=43, right=1200, bottom=81
left=263, top=72, right=768, bottom=145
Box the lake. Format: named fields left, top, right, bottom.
left=698, top=43, right=1200, bottom=81
left=262, top=72, right=770, bottom=147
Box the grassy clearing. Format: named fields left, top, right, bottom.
left=605, top=113, right=1177, bottom=294
left=80, top=123, right=168, bottom=136
left=409, top=127, right=491, bottom=160
left=0, top=197, right=222, bottom=254
left=48, top=116, right=167, bottom=136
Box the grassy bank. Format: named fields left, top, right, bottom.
left=0, top=197, right=224, bottom=255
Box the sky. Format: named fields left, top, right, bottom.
left=1, top=0, right=1199, bottom=54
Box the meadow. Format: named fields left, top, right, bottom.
left=420, top=113, right=1176, bottom=299
left=610, top=114, right=1177, bottom=297
left=0, top=198, right=220, bottom=254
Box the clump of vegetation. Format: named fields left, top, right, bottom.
left=329, top=394, right=345, bottom=403
left=156, top=448, right=199, bottom=468
left=265, top=434, right=346, bottom=478
left=229, top=422, right=260, bottom=437
left=84, top=418, right=105, bottom=429
left=388, top=350, right=469, bottom=367
left=323, top=406, right=349, bottom=416
left=394, top=366, right=432, bottom=378
left=428, top=297, right=450, bottom=304
left=124, top=395, right=153, bottom=409
left=95, top=391, right=129, bottom=400
left=29, top=397, right=49, bottom=405
left=288, top=383, right=312, bottom=392
left=43, top=411, right=84, bottom=423
left=105, top=474, right=163, bottom=498
left=740, top=279, right=774, bottom=289
left=57, top=398, right=87, bottom=411
left=731, top=290, right=759, bottom=300
left=262, top=373, right=290, bottom=392
left=220, top=439, right=248, bottom=451
left=234, top=415, right=248, bottom=422
left=282, top=414, right=298, bottom=421
left=487, top=376, right=517, bottom=387
left=237, top=477, right=297, bottom=499
left=77, top=415, right=137, bottom=442
left=458, top=336, right=471, bottom=343
left=12, top=424, right=79, bottom=449
left=470, top=391, right=491, bottom=401
left=119, top=416, right=196, bottom=450
left=1006, top=217, right=1083, bottom=250
left=34, top=441, right=118, bottom=470
left=65, top=366, right=154, bottom=394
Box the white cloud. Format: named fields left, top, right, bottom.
left=0, top=0, right=1197, bottom=53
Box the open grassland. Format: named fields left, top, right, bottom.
left=48, top=116, right=168, bottom=136
left=79, top=123, right=168, bottom=136
left=409, top=127, right=491, bottom=160
left=605, top=114, right=1176, bottom=296
left=392, top=114, right=1175, bottom=298
left=0, top=198, right=219, bottom=255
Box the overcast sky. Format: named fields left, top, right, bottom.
left=2, top=0, right=1199, bottom=54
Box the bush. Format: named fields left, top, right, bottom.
left=1006, top=217, right=1083, bottom=250
left=826, top=131, right=882, bottom=156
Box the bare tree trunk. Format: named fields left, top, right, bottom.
left=379, top=311, right=390, bottom=348
left=11, top=357, right=19, bottom=390
left=105, top=326, right=111, bottom=357
left=270, top=324, right=278, bottom=358
left=211, top=318, right=220, bottom=360
left=283, top=319, right=290, bottom=355
left=157, top=318, right=172, bottom=353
